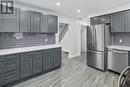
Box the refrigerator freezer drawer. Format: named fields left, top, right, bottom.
left=108, top=50, right=128, bottom=73
left=87, top=50, right=104, bottom=71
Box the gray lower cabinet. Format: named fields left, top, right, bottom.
left=0, top=54, right=19, bottom=86
left=20, top=53, right=33, bottom=79
left=20, top=9, right=31, bottom=32
left=111, top=11, right=125, bottom=32
left=47, top=15, right=58, bottom=33
left=0, top=8, right=19, bottom=32
left=53, top=48, right=62, bottom=67
left=0, top=71, right=19, bottom=86
left=43, top=49, right=54, bottom=71
left=0, top=48, right=61, bottom=86
left=30, top=11, right=41, bottom=33
left=32, top=51, right=42, bottom=74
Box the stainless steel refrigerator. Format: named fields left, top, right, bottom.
left=87, top=24, right=111, bottom=71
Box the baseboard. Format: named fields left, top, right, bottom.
left=69, top=53, right=81, bottom=58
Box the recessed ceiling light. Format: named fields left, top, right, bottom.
left=77, top=9, right=81, bottom=13
left=56, top=2, right=61, bottom=6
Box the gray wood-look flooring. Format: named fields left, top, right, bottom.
left=12, top=52, right=119, bottom=87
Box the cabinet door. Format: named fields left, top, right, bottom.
left=43, top=49, right=54, bottom=71
left=20, top=9, right=30, bottom=32
left=98, top=15, right=110, bottom=24
left=20, top=53, right=33, bottom=79
left=90, top=17, right=99, bottom=25
left=53, top=48, right=62, bottom=67
left=125, top=10, right=130, bottom=32
left=111, top=11, right=125, bottom=32
left=30, top=11, right=40, bottom=32
left=41, top=14, right=48, bottom=33
left=0, top=8, right=19, bottom=32
left=32, top=51, right=42, bottom=74
left=47, top=15, right=58, bottom=33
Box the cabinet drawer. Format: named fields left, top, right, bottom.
left=0, top=59, right=19, bottom=74
left=0, top=54, right=19, bottom=62
left=31, top=51, right=42, bottom=56
left=0, top=70, right=19, bottom=86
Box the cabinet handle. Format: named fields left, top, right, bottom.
left=5, top=56, right=15, bottom=59
left=6, top=64, right=15, bottom=68
left=5, top=75, right=16, bottom=80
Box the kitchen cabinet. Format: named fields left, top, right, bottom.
left=98, top=15, right=110, bottom=24
left=32, top=51, right=42, bottom=74
left=0, top=54, right=19, bottom=86
left=0, top=8, right=19, bottom=32
left=108, top=49, right=128, bottom=73
left=30, top=11, right=40, bottom=33
left=20, top=51, right=43, bottom=78
left=111, top=11, right=125, bottom=32
left=90, top=17, right=99, bottom=25
left=43, top=49, right=54, bottom=71
left=47, top=15, right=58, bottom=33
left=20, top=53, right=33, bottom=79
left=53, top=47, right=62, bottom=67
left=0, top=47, right=61, bottom=86
left=40, top=13, right=48, bottom=33
left=125, top=10, right=130, bottom=32
left=20, top=9, right=30, bottom=32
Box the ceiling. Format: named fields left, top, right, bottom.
left=17, top=0, right=130, bottom=18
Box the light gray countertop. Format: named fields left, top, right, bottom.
left=0, top=44, right=62, bottom=56
left=107, top=45, right=130, bottom=51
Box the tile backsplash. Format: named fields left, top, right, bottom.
left=0, top=33, right=55, bottom=49
left=112, top=33, right=130, bottom=46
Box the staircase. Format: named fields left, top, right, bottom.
left=59, top=23, right=69, bottom=42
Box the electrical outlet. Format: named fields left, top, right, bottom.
left=45, top=38, right=48, bottom=42
left=119, top=39, right=123, bottom=43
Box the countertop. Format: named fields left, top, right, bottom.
left=0, top=44, right=62, bottom=56
left=107, top=45, right=130, bottom=51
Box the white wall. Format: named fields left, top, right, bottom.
left=87, top=3, right=130, bottom=18
left=81, top=26, right=87, bottom=52
left=16, top=1, right=82, bottom=58
left=59, top=16, right=81, bottom=58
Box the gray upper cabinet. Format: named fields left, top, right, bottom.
left=125, top=10, right=130, bottom=32
left=98, top=15, right=110, bottom=24
left=20, top=9, right=30, bottom=32
left=30, top=11, right=40, bottom=33
left=32, top=51, right=42, bottom=74
left=47, top=15, right=58, bottom=33
left=43, top=49, right=54, bottom=71
left=53, top=48, right=62, bottom=67
left=0, top=8, right=19, bottom=32
left=111, top=11, right=125, bottom=32
left=90, top=17, right=99, bottom=25
left=40, top=13, right=48, bottom=33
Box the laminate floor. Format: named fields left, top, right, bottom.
left=12, top=53, right=119, bottom=87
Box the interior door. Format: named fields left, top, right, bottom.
left=94, top=25, right=105, bottom=51
left=87, top=50, right=104, bottom=71
left=87, top=26, right=94, bottom=50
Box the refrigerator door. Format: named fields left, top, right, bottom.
left=87, top=26, right=95, bottom=50
left=94, top=25, right=105, bottom=51
left=87, top=50, right=104, bottom=71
